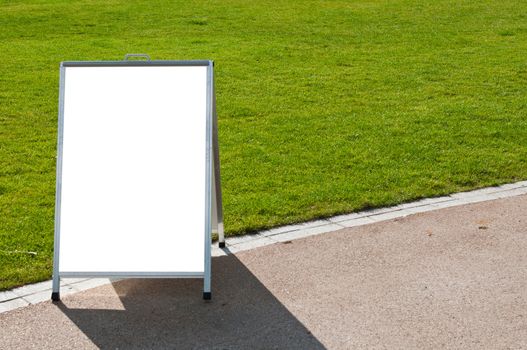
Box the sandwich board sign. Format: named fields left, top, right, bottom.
left=51, top=54, right=224, bottom=301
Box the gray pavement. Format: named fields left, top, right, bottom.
left=1, top=194, right=526, bottom=349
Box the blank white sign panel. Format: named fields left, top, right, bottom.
left=59, top=66, right=208, bottom=273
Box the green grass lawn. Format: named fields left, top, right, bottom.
left=1, top=0, right=527, bottom=290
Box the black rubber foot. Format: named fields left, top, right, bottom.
left=219, top=241, right=225, bottom=248
left=203, top=292, right=211, bottom=300
left=51, top=292, right=60, bottom=302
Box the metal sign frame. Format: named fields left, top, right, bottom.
left=51, top=57, right=224, bottom=301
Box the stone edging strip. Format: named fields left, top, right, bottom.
left=1, top=180, right=526, bottom=313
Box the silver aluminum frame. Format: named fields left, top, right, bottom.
left=211, top=73, right=225, bottom=246
left=51, top=59, right=218, bottom=301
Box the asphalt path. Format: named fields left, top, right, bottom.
left=1, top=195, right=526, bottom=349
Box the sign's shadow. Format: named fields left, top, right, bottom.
left=56, top=253, right=325, bottom=349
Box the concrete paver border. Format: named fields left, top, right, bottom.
left=1, top=180, right=526, bottom=313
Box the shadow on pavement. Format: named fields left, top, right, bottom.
left=57, top=254, right=325, bottom=349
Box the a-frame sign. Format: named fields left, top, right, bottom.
left=52, top=55, right=224, bottom=301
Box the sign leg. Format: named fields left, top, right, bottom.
left=212, top=162, right=225, bottom=248
left=212, top=90, right=225, bottom=248
left=51, top=225, right=60, bottom=301
left=204, top=63, right=214, bottom=300
left=203, top=230, right=212, bottom=300
left=51, top=269, right=60, bottom=302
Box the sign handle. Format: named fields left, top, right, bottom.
left=123, top=53, right=151, bottom=61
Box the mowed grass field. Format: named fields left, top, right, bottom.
left=1, top=0, right=527, bottom=290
